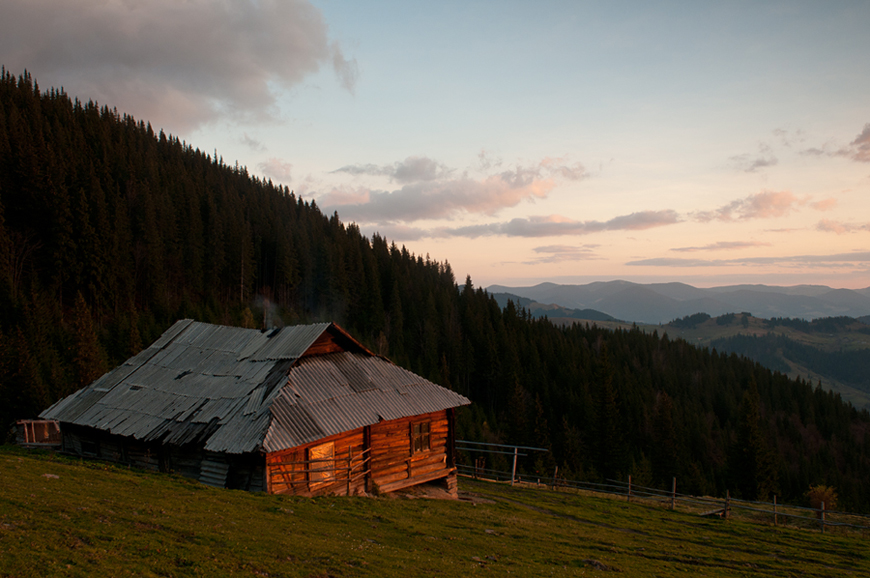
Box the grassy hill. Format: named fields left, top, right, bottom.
left=2, top=446, right=868, bottom=577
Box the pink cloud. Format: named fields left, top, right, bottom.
left=816, top=220, right=870, bottom=234
left=318, top=186, right=371, bottom=206
left=671, top=241, right=771, bottom=253
left=321, top=155, right=593, bottom=223
left=321, top=171, right=555, bottom=223
left=528, top=245, right=601, bottom=263
left=539, top=157, right=588, bottom=181
left=810, top=198, right=837, bottom=211
left=433, top=210, right=680, bottom=238
left=258, top=158, right=293, bottom=182
left=695, top=191, right=804, bottom=222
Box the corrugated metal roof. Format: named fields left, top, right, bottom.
left=41, top=320, right=470, bottom=455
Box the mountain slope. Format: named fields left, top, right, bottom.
left=4, top=70, right=870, bottom=510
left=489, top=281, right=870, bottom=323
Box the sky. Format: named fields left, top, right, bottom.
left=2, top=0, right=870, bottom=289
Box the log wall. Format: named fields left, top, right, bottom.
left=265, top=410, right=457, bottom=496
left=266, top=428, right=367, bottom=497
left=369, top=410, right=454, bottom=494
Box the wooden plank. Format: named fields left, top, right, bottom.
left=377, top=467, right=455, bottom=494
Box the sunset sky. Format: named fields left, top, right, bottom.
left=2, top=1, right=869, bottom=289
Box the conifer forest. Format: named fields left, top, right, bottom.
left=2, top=70, right=869, bottom=511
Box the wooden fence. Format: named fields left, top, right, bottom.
left=456, top=462, right=870, bottom=535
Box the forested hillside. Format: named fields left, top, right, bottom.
left=2, top=70, right=870, bottom=510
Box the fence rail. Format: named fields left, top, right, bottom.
left=455, top=460, right=870, bottom=535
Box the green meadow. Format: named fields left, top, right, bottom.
left=1, top=446, right=867, bottom=577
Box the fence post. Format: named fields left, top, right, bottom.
left=628, top=475, right=632, bottom=503
left=773, top=495, right=777, bottom=527
left=510, top=447, right=518, bottom=487
left=671, top=477, right=676, bottom=511
left=347, top=448, right=353, bottom=496
left=821, top=501, right=826, bottom=534
left=553, top=466, right=558, bottom=491
left=725, top=490, right=730, bottom=520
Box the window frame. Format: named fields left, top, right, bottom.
left=411, top=421, right=431, bottom=455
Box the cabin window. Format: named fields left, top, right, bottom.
left=308, top=441, right=335, bottom=487
left=411, top=421, right=431, bottom=454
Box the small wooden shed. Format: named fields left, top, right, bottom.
left=40, top=320, right=470, bottom=496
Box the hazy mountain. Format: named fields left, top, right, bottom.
left=487, top=281, right=870, bottom=324
left=490, top=292, right=617, bottom=322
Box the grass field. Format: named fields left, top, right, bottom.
left=1, top=445, right=868, bottom=577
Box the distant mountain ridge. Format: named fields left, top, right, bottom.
left=487, top=281, right=870, bottom=324
left=489, top=292, right=617, bottom=322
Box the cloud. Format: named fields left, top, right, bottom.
left=694, top=191, right=804, bottom=222
left=810, top=198, right=837, bottom=211
left=0, top=0, right=354, bottom=133
left=816, top=219, right=870, bottom=234
left=433, top=210, right=680, bottom=239
left=730, top=142, right=777, bottom=172
left=333, top=155, right=586, bottom=187
left=365, top=224, right=429, bottom=242
left=323, top=169, right=555, bottom=223
left=800, top=147, right=828, bottom=157
left=671, top=241, right=771, bottom=253
left=332, top=163, right=394, bottom=178
left=318, top=186, right=371, bottom=206
left=332, top=156, right=453, bottom=183
left=539, top=157, right=588, bottom=181
left=850, top=123, right=870, bottom=162
left=772, top=128, right=806, bottom=148
left=477, top=150, right=503, bottom=171
left=730, top=153, right=778, bottom=173
left=331, top=42, right=359, bottom=95
left=324, top=156, right=590, bottom=223
left=258, top=158, right=293, bottom=183
left=627, top=251, right=870, bottom=268
left=800, top=123, right=870, bottom=162
left=241, top=133, right=266, bottom=152
left=528, top=245, right=601, bottom=263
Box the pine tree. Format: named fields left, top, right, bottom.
left=70, top=292, right=107, bottom=389
left=594, top=343, right=626, bottom=480
left=651, top=390, right=680, bottom=486
left=732, top=378, right=779, bottom=500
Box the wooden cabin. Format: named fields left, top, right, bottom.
left=41, top=320, right=470, bottom=497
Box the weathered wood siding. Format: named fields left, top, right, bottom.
left=59, top=424, right=265, bottom=491
left=369, top=410, right=454, bottom=494
left=58, top=407, right=457, bottom=497
left=266, top=428, right=367, bottom=497
left=265, top=409, right=456, bottom=496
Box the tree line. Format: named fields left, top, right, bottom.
left=2, top=69, right=870, bottom=511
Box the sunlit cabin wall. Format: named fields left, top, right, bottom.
left=266, top=428, right=367, bottom=497
left=369, top=410, right=454, bottom=495
left=265, top=409, right=457, bottom=497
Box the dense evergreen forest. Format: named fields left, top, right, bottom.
left=710, top=333, right=870, bottom=394
left=2, top=70, right=870, bottom=510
